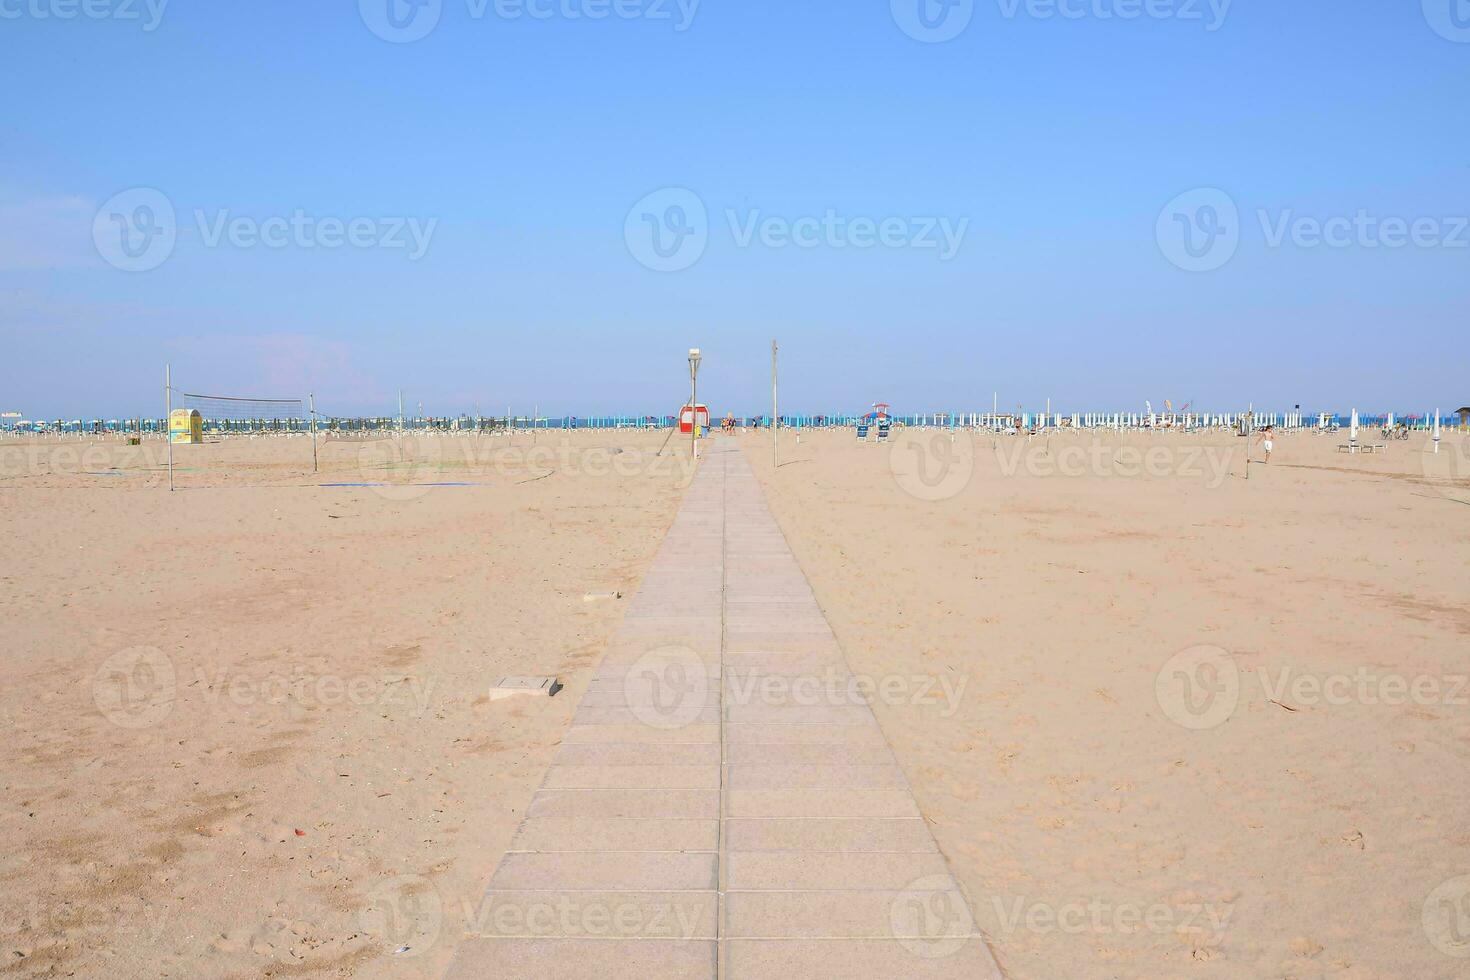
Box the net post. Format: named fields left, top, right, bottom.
left=309, top=393, right=318, bottom=473
left=165, top=363, right=173, bottom=492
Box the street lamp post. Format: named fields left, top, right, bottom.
left=688, top=348, right=701, bottom=460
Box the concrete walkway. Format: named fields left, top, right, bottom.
left=449, top=440, right=1001, bottom=979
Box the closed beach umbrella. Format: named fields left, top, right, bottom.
left=1350, top=408, right=1359, bottom=445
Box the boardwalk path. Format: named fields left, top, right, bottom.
left=448, top=439, right=1001, bottom=978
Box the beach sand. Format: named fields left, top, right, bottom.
left=0, top=430, right=688, bottom=977
left=3, top=424, right=1468, bottom=978
left=739, top=426, right=1470, bottom=979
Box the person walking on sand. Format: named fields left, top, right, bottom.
left=1255, top=425, right=1274, bottom=463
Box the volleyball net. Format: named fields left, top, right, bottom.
left=172, top=391, right=307, bottom=430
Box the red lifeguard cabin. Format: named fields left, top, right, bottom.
left=679, top=404, right=710, bottom=434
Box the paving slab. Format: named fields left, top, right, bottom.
left=724, top=789, right=922, bottom=819
left=448, top=938, right=717, bottom=979
left=725, top=939, right=999, bottom=979
left=723, top=765, right=908, bottom=790
left=467, top=889, right=719, bottom=939
left=721, top=651, right=847, bottom=670
left=724, top=742, right=895, bottom=765
left=543, top=764, right=721, bottom=790
left=724, top=703, right=878, bottom=726
left=553, top=743, right=723, bottom=767
left=591, top=664, right=722, bottom=682
left=511, top=816, right=720, bottom=852
left=726, top=851, right=955, bottom=891
left=723, top=818, right=938, bottom=853
left=724, top=889, right=969, bottom=938
left=573, top=705, right=721, bottom=726
left=528, top=789, right=720, bottom=819
left=560, top=723, right=720, bottom=744
left=722, top=723, right=891, bottom=746
left=491, top=851, right=718, bottom=891
left=578, top=690, right=722, bottom=708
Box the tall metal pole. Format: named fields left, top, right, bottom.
left=771, top=339, right=778, bottom=469
left=689, top=357, right=698, bottom=460
left=165, top=363, right=173, bottom=492
left=398, top=389, right=404, bottom=434
left=309, top=393, right=318, bottom=473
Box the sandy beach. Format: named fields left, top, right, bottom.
left=2, top=424, right=1467, bottom=978
left=742, top=426, right=1470, bottom=979
left=0, top=431, right=687, bottom=977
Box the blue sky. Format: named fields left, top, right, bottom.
left=1, top=0, right=1467, bottom=418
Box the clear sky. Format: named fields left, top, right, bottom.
left=2, top=0, right=1466, bottom=419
